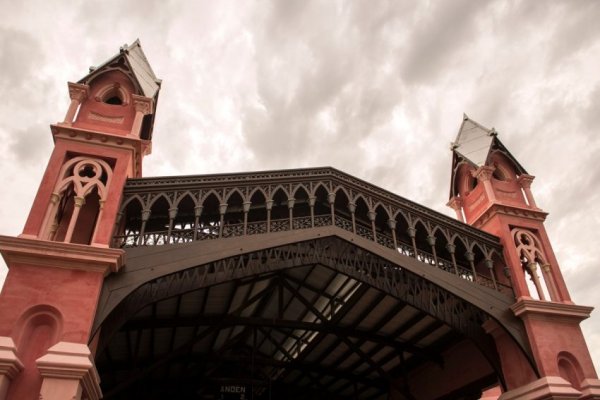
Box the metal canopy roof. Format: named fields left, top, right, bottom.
left=96, top=263, right=482, bottom=399
left=78, top=39, right=161, bottom=99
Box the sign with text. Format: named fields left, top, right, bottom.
left=220, top=384, right=249, bottom=400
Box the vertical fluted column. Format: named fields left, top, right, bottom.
left=446, top=243, right=459, bottom=274
left=131, top=94, right=154, bottom=137
left=526, top=263, right=546, bottom=300
left=541, top=263, right=560, bottom=301
left=484, top=259, right=498, bottom=290
left=465, top=250, right=477, bottom=280
left=89, top=200, right=105, bottom=245
left=266, top=200, right=274, bottom=232
left=167, top=207, right=178, bottom=243
left=138, top=209, right=151, bottom=245
left=327, top=193, right=336, bottom=225
left=368, top=210, right=377, bottom=242
left=309, top=196, right=316, bottom=227
left=407, top=227, right=417, bottom=257
left=348, top=202, right=357, bottom=233
left=287, top=198, right=295, bottom=229
left=427, top=235, right=438, bottom=265
left=64, top=83, right=89, bottom=125
left=64, top=196, right=85, bottom=243
left=242, top=201, right=251, bottom=235
left=193, top=205, right=203, bottom=241
left=472, top=166, right=496, bottom=202
left=388, top=219, right=397, bottom=248
left=40, top=193, right=61, bottom=240
left=446, top=196, right=464, bottom=222
left=517, top=174, right=537, bottom=208
left=218, top=204, right=228, bottom=238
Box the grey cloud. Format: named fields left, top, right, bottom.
left=242, top=2, right=411, bottom=168
left=547, top=1, right=600, bottom=65
left=0, top=27, right=45, bottom=93
left=400, top=0, right=494, bottom=84
left=8, top=124, right=51, bottom=163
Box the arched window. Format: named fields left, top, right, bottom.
left=40, top=156, right=112, bottom=245
left=512, top=228, right=558, bottom=301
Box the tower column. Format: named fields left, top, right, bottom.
left=518, top=174, right=537, bottom=208
left=36, top=342, right=101, bottom=400
left=447, top=196, right=464, bottom=222
left=471, top=165, right=496, bottom=202
left=131, top=95, right=154, bottom=137
left=63, top=83, right=89, bottom=125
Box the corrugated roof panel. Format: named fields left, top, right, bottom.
left=358, top=294, right=396, bottom=330
left=379, top=306, right=419, bottom=335
left=418, top=324, right=451, bottom=347
left=398, top=315, right=434, bottom=341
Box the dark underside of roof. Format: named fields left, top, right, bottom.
left=95, top=263, right=496, bottom=400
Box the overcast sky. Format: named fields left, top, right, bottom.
left=1, top=0, right=599, bottom=372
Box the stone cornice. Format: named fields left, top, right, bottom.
left=50, top=124, right=152, bottom=177
left=511, top=298, right=593, bottom=321
left=0, top=235, right=124, bottom=275
left=472, top=202, right=548, bottom=229
left=498, top=376, right=581, bottom=400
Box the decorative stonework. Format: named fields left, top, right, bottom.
left=67, top=82, right=89, bottom=103
left=471, top=203, right=548, bottom=229
left=471, top=165, right=496, bottom=182
left=498, top=376, right=581, bottom=400
left=512, top=228, right=547, bottom=265
left=517, top=174, right=535, bottom=189
left=131, top=94, right=154, bottom=115
left=0, top=336, right=23, bottom=380
left=39, top=156, right=113, bottom=243
left=511, top=298, right=593, bottom=321
left=88, top=111, right=124, bottom=124
left=0, top=235, right=124, bottom=275
left=36, top=342, right=101, bottom=400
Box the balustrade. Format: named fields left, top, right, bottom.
left=113, top=167, right=512, bottom=295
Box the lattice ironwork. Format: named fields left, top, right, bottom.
left=113, top=167, right=512, bottom=295
left=96, top=235, right=525, bottom=362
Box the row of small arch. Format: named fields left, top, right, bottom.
left=119, top=183, right=501, bottom=259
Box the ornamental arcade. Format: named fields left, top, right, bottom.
left=0, top=41, right=598, bottom=400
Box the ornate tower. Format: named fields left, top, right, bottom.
left=448, top=115, right=600, bottom=399
left=0, top=40, right=160, bottom=400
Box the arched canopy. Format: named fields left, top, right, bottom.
left=94, top=226, right=534, bottom=399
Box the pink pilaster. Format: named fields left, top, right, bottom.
left=131, top=94, right=154, bottom=137
left=0, top=337, right=23, bottom=400
left=472, top=165, right=497, bottom=202
left=446, top=196, right=464, bottom=222
left=36, top=342, right=101, bottom=400
left=63, top=83, right=89, bottom=125
left=517, top=174, right=537, bottom=208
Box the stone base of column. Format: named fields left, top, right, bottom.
left=0, top=337, right=23, bottom=400
left=580, top=378, right=600, bottom=400
left=36, top=342, right=101, bottom=400
left=499, top=376, right=581, bottom=400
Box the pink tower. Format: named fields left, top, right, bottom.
left=0, top=40, right=160, bottom=399
left=448, top=115, right=600, bottom=399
